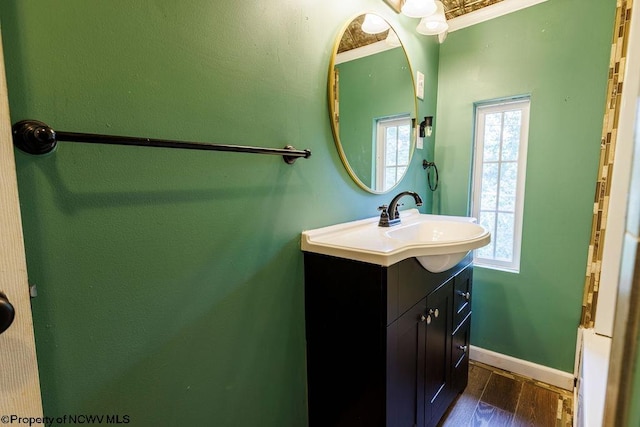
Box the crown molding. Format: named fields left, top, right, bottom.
left=335, top=40, right=400, bottom=64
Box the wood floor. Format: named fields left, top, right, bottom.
left=439, top=361, right=573, bottom=427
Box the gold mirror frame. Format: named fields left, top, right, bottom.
left=383, top=0, right=403, bottom=13
left=328, top=13, right=418, bottom=194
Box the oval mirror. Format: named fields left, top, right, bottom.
left=329, top=14, right=417, bottom=193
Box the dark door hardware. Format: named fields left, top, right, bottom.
left=0, top=291, right=15, bottom=335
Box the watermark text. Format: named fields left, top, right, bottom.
left=1, top=414, right=130, bottom=426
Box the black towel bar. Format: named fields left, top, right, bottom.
left=12, top=120, right=311, bottom=164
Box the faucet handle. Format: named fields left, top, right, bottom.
left=378, top=205, right=391, bottom=227
left=377, top=205, right=389, bottom=217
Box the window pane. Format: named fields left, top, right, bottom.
left=495, top=212, right=514, bottom=262
left=386, top=128, right=397, bottom=166
left=386, top=126, right=397, bottom=141
left=385, top=167, right=396, bottom=190
left=397, top=125, right=411, bottom=165
left=498, top=162, right=518, bottom=212
left=483, top=113, right=502, bottom=162
left=480, top=163, right=499, bottom=211
left=476, top=211, right=496, bottom=259
left=501, top=110, right=521, bottom=161
left=485, top=112, right=502, bottom=127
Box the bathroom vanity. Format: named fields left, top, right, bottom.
left=301, top=208, right=489, bottom=426
left=304, top=252, right=473, bottom=427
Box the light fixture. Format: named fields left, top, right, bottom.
left=401, top=0, right=437, bottom=18
left=419, top=116, right=433, bottom=137
left=416, top=1, right=448, bottom=35
left=361, top=13, right=390, bottom=34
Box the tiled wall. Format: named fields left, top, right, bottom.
left=581, top=0, right=633, bottom=327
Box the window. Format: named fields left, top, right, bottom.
left=471, top=98, right=530, bottom=272
left=375, top=115, right=412, bottom=192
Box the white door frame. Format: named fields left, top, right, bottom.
left=0, top=26, right=44, bottom=418
left=602, top=0, right=640, bottom=424
left=595, top=1, right=640, bottom=339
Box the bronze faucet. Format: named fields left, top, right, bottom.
left=378, top=191, right=423, bottom=227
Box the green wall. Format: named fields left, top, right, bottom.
left=0, top=1, right=438, bottom=425
left=337, top=46, right=415, bottom=187
left=435, top=0, right=615, bottom=372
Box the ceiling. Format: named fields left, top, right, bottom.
left=338, top=15, right=389, bottom=54
left=338, top=0, right=504, bottom=53
left=441, top=0, right=503, bottom=20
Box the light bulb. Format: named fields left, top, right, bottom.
left=361, top=14, right=390, bottom=35
left=416, top=1, right=448, bottom=35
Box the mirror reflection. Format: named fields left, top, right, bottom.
left=329, top=14, right=417, bottom=193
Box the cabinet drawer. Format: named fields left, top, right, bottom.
left=453, top=266, right=472, bottom=329
left=389, top=256, right=472, bottom=325
left=451, top=313, right=471, bottom=394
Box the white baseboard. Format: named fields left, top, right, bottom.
left=470, top=345, right=575, bottom=390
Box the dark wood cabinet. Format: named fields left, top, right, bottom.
left=423, top=279, right=453, bottom=424
left=304, top=253, right=473, bottom=427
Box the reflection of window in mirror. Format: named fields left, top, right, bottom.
left=375, top=115, right=411, bottom=191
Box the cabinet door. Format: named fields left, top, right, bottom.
left=423, top=280, right=452, bottom=425
left=387, top=299, right=427, bottom=427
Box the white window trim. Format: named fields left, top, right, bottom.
left=471, top=98, right=530, bottom=273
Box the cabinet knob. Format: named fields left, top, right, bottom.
left=457, top=291, right=470, bottom=301
left=423, top=308, right=439, bottom=324
left=457, top=345, right=468, bottom=352
left=421, top=314, right=433, bottom=324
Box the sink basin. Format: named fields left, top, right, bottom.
left=385, top=220, right=489, bottom=243
left=301, top=209, right=491, bottom=272
left=385, top=220, right=490, bottom=272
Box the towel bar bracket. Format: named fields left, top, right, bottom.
left=12, top=120, right=312, bottom=164
left=13, top=120, right=57, bottom=155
